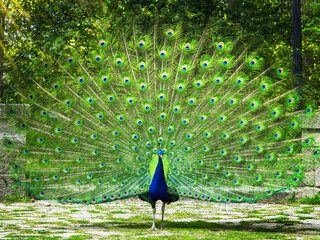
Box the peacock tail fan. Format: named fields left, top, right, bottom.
left=2, top=16, right=318, bottom=205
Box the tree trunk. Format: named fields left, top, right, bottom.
left=0, top=7, right=4, bottom=103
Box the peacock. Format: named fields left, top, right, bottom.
left=2, top=17, right=318, bottom=230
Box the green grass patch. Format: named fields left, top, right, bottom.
left=68, top=220, right=90, bottom=224
left=4, top=224, right=21, bottom=230
left=298, top=216, right=318, bottom=220
left=296, top=207, right=314, bottom=214
left=12, top=206, right=36, bottom=212
left=109, top=210, right=127, bottom=214
left=0, top=195, right=33, bottom=204
left=299, top=194, right=320, bottom=205
left=88, top=210, right=101, bottom=214
left=67, top=235, right=92, bottom=240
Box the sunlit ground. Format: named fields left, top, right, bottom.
left=0, top=198, right=320, bottom=240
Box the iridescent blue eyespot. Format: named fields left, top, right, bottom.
left=99, top=40, right=106, bottom=47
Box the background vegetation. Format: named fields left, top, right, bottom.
left=0, top=0, right=319, bottom=103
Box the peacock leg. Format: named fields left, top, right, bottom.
left=160, top=202, right=165, bottom=230
left=149, top=206, right=158, bottom=231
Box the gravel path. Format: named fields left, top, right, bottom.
left=0, top=198, right=319, bottom=239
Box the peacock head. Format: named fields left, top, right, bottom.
left=158, top=149, right=164, bottom=156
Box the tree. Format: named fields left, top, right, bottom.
left=1, top=0, right=319, bottom=103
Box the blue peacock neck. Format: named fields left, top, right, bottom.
left=148, top=155, right=170, bottom=202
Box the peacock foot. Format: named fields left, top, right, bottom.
left=149, top=225, right=158, bottom=231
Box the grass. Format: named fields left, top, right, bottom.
left=289, top=193, right=320, bottom=205
left=13, top=206, right=36, bottom=212
left=0, top=198, right=320, bottom=239
left=67, top=236, right=92, bottom=240
left=88, top=210, right=101, bottom=214
left=299, top=194, right=320, bottom=205
left=0, top=195, right=33, bottom=204
left=298, top=216, right=318, bottom=220
left=296, top=207, right=315, bottom=214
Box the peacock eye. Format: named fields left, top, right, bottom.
left=99, top=40, right=106, bottom=47
left=116, top=58, right=122, bottom=65
left=95, top=55, right=101, bottom=62
left=160, top=50, right=166, bottom=57
left=167, top=29, right=174, bottom=36
left=222, top=58, right=229, bottom=65
left=139, top=62, right=145, bottom=69
left=217, top=42, right=224, bottom=49
left=162, top=72, right=168, bottom=79
left=250, top=59, right=257, bottom=66
left=138, top=40, right=145, bottom=48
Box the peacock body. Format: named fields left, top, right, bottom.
left=2, top=18, right=318, bottom=230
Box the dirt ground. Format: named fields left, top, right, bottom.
left=0, top=198, right=320, bottom=239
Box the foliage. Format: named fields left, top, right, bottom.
left=299, top=193, right=320, bottom=205
left=0, top=194, right=33, bottom=204
left=1, top=0, right=319, bottom=103
left=302, top=1, right=320, bottom=103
